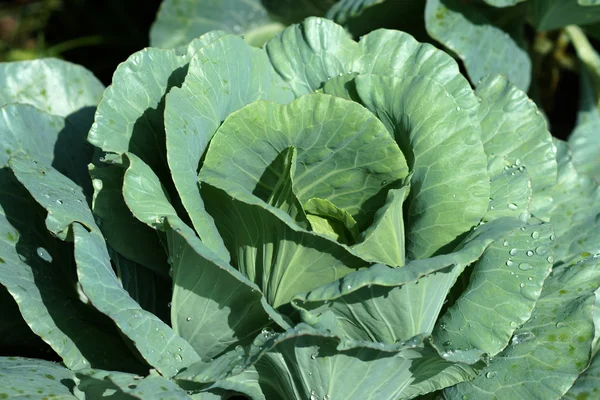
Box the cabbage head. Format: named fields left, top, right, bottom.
left=1, top=17, right=600, bottom=400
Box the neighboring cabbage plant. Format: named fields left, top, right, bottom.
left=1, top=17, right=600, bottom=400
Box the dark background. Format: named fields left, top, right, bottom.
left=0, top=0, right=162, bottom=83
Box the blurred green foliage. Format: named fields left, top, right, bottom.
left=0, top=0, right=162, bottom=84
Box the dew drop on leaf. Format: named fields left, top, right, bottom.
left=535, top=246, right=550, bottom=256
left=511, top=331, right=535, bottom=345
left=36, top=247, right=52, bottom=263
left=518, top=263, right=532, bottom=271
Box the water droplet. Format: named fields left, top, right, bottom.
left=508, top=203, right=518, bottom=210
left=506, top=259, right=514, bottom=267
left=528, top=277, right=533, bottom=281
left=323, top=396, right=330, bottom=400
left=316, top=18, right=322, bottom=25
left=36, top=247, right=53, bottom=263
left=346, top=285, right=352, bottom=290
left=167, top=302, right=172, bottom=308
left=547, top=255, right=555, bottom=264
left=310, top=353, right=318, bottom=360
left=443, top=340, right=452, bottom=346
left=310, top=391, right=319, bottom=400
left=509, top=248, right=518, bottom=256
left=550, top=233, right=556, bottom=241
left=56, top=199, right=63, bottom=205
left=511, top=331, right=535, bottom=345
left=531, top=231, right=540, bottom=239
left=515, top=159, right=522, bottom=166
left=43, top=194, right=50, bottom=199
left=519, top=283, right=525, bottom=288
left=456, top=106, right=461, bottom=111
left=485, top=371, right=495, bottom=379
left=520, top=226, right=526, bottom=231
left=440, top=323, right=447, bottom=330
left=186, top=316, right=192, bottom=321
left=381, top=180, right=388, bottom=186
left=518, top=263, right=532, bottom=271
left=526, top=250, right=534, bottom=257
left=510, top=321, right=518, bottom=328
left=503, top=241, right=509, bottom=247
left=174, top=354, right=183, bottom=362
left=535, top=246, right=550, bottom=256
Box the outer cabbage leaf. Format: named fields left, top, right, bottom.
left=536, top=141, right=600, bottom=266
left=0, top=103, right=94, bottom=194
left=88, top=32, right=230, bottom=264
left=164, top=34, right=294, bottom=260
left=445, top=256, right=600, bottom=399
left=348, top=74, right=489, bottom=259
left=563, top=341, right=600, bottom=399
left=294, top=217, right=551, bottom=359
left=265, top=17, right=479, bottom=115
left=8, top=155, right=201, bottom=378
left=150, top=0, right=286, bottom=48
left=0, top=357, right=81, bottom=399
left=89, top=164, right=168, bottom=275
left=120, top=153, right=290, bottom=359
left=77, top=368, right=191, bottom=399
left=0, top=104, right=138, bottom=371
left=0, top=58, right=104, bottom=120
left=177, top=324, right=482, bottom=400
left=475, top=74, right=557, bottom=219
left=425, top=0, right=531, bottom=91
left=433, top=220, right=554, bottom=357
